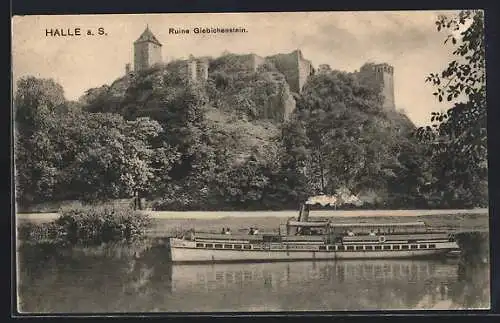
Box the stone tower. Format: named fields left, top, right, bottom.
left=358, top=63, right=395, bottom=110
left=196, top=59, right=209, bottom=81
left=134, top=25, right=162, bottom=72
left=186, top=59, right=197, bottom=82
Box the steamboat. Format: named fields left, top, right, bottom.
left=167, top=196, right=461, bottom=263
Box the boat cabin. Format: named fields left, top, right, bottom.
left=286, top=199, right=431, bottom=238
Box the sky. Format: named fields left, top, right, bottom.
left=12, top=11, right=464, bottom=126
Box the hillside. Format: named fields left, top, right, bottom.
left=15, top=11, right=488, bottom=211
left=81, top=56, right=296, bottom=123
left=13, top=54, right=437, bottom=211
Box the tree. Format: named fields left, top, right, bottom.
left=14, top=76, right=66, bottom=133
left=56, top=112, right=173, bottom=202
left=416, top=10, right=487, bottom=207
left=14, top=76, right=175, bottom=205
left=14, top=77, right=67, bottom=205
left=295, top=70, right=392, bottom=195
left=274, top=117, right=312, bottom=205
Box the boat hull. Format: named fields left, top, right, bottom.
left=168, top=239, right=459, bottom=263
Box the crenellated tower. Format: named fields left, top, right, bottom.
left=358, top=63, right=395, bottom=110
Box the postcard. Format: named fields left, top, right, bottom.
left=12, top=11, right=489, bottom=313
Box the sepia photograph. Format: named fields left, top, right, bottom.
left=12, top=10, right=489, bottom=313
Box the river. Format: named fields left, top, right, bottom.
left=16, top=242, right=490, bottom=313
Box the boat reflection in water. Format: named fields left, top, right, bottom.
left=169, top=259, right=489, bottom=311
left=17, top=244, right=489, bottom=313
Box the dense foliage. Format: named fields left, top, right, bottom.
left=18, top=205, right=152, bottom=245
left=416, top=10, right=487, bottom=208
left=14, top=11, right=487, bottom=210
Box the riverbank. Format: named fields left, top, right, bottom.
left=16, top=210, right=490, bottom=312
left=17, top=210, right=489, bottom=244
left=16, top=208, right=489, bottom=222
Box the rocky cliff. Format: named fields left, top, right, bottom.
left=81, top=58, right=296, bottom=124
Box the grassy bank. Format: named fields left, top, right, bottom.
left=144, top=212, right=489, bottom=238
left=17, top=211, right=489, bottom=239
left=16, top=208, right=489, bottom=222
left=16, top=206, right=489, bottom=265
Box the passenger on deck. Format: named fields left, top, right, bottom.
left=248, top=227, right=255, bottom=235
left=221, top=228, right=226, bottom=234
left=369, top=230, right=376, bottom=236
left=253, top=228, right=260, bottom=235
left=225, top=228, right=231, bottom=235
left=347, top=230, right=355, bottom=236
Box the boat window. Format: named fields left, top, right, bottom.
left=356, top=246, right=363, bottom=251
left=224, top=244, right=233, bottom=249
left=429, top=244, right=436, bottom=249
left=419, top=244, right=427, bottom=249
left=346, top=246, right=354, bottom=251
left=365, top=245, right=373, bottom=250
left=319, top=246, right=327, bottom=251
left=402, top=245, right=409, bottom=250
left=243, top=245, right=252, bottom=250
left=327, top=245, right=334, bottom=251
left=374, top=246, right=382, bottom=250
left=234, top=245, right=242, bottom=249
left=393, top=245, right=400, bottom=250
left=205, top=243, right=213, bottom=248
left=196, top=243, right=204, bottom=248
left=214, top=244, right=223, bottom=248
left=411, top=244, right=418, bottom=249
left=383, top=245, right=391, bottom=250
left=263, top=235, right=280, bottom=243
left=338, top=246, right=345, bottom=251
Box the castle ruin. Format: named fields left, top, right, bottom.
left=266, top=50, right=315, bottom=94
left=127, top=26, right=395, bottom=111
left=357, top=62, right=395, bottom=110
left=133, top=25, right=162, bottom=72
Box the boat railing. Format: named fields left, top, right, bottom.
left=193, top=232, right=264, bottom=241
left=341, top=232, right=449, bottom=241
left=287, top=220, right=426, bottom=227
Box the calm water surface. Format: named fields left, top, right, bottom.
left=17, top=244, right=490, bottom=313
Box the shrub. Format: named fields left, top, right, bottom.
left=54, top=205, right=152, bottom=245
left=17, top=221, right=66, bottom=243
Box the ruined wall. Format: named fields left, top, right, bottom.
left=266, top=52, right=299, bottom=93
left=209, top=53, right=265, bottom=74
left=196, top=60, right=209, bottom=81
left=260, top=75, right=296, bottom=122
left=186, top=60, right=197, bottom=81
left=251, top=54, right=266, bottom=71
left=266, top=50, right=313, bottom=94
left=233, top=54, right=265, bottom=71
left=281, top=85, right=297, bottom=121
left=297, top=50, right=315, bottom=92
